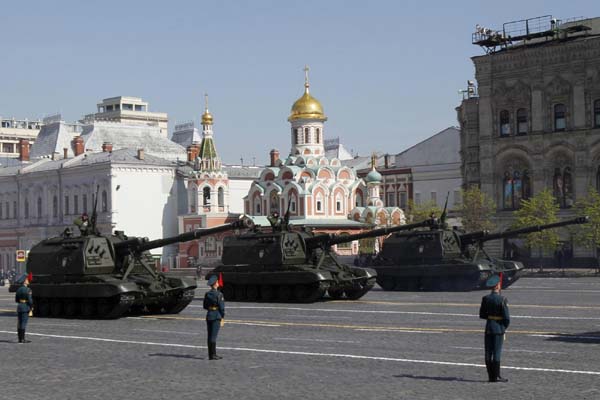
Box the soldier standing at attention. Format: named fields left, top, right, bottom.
left=203, top=275, right=225, bottom=360
left=15, top=273, right=33, bottom=343
left=479, top=274, right=510, bottom=382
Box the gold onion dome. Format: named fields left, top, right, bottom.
left=288, top=66, right=327, bottom=122
left=201, top=93, right=213, bottom=125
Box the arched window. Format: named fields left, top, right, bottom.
left=83, top=194, right=88, bottom=213
left=255, top=201, right=261, bottom=214
left=218, top=187, right=224, bottom=207
left=499, top=110, right=510, bottom=136
left=554, top=104, right=566, bottom=131
left=316, top=128, right=321, bottom=144
left=517, top=108, right=528, bottom=135
left=269, top=191, right=279, bottom=214
left=304, top=127, right=310, bottom=143
left=289, top=195, right=296, bottom=212
left=355, top=191, right=363, bottom=207
left=203, top=187, right=211, bottom=206
left=101, top=190, right=108, bottom=212
left=503, top=170, right=530, bottom=210
left=24, top=199, right=29, bottom=219
left=594, top=99, right=600, bottom=128
left=553, top=167, right=573, bottom=208
left=293, top=128, right=298, bottom=144
left=64, top=195, right=69, bottom=215
left=37, top=197, right=42, bottom=218
left=335, top=193, right=343, bottom=212
left=53, top=195, right=58, bottom=218
left=74, top=195, right=79, bottom=215
left=316, top=195, right=323, bottom=212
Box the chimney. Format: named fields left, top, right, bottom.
left=384, top=154, right=390, bottom=169
left=18, top=139, right=30, bottom=162
left=187, top=144, right=200, bottom=162
left=137, top=148, right=145, bottom=160
left=63, top=147, right=69, bottom=159
left=73, top=136, right=84, bottom=156
left=270, top=149, right=280, bottom=167
left=102, top=142, right=113, bottom=153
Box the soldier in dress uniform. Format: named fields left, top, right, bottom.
left=479, top=274, right=510, bottom=382
left=203, top=275, right=225, bottom=360
left=15, top=273, right=34, bottom=343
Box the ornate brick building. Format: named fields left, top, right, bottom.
left=457, top=16, right=600, bottom=264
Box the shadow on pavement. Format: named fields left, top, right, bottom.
left=545, top=331, right=600, bottom=344
left=0, top=339, right=15, bottom=344
left=148, top=353, right=203, bottom=360
left=393, top=374, right=483, bottom=383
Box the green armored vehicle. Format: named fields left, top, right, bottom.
left=371, top=216, right=588, bottom=291
left=207, top=215, right=433, bottom=302
left=25, top=214, right=253, bottom=319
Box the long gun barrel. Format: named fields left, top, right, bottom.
left=114, top=217, right=254, bottom=254
left=305, top=218, right=434, bottom=249
left=460, top=216, right=588, bottom=245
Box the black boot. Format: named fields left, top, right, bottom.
left=485, top=361, right=495, bottom=382
left=495, top=362, right=508, bottom=382
left=22, top=330, right=30, bottom=343
left=17, top=329, right=23, bottom=343
left=212, top=343, right=222, bottom=360
left=208, top=342, right=214, bottom=360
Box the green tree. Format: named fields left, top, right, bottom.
left=407, top=200, right=441, bottom=223
left=572, top=187, right=600, bottom=271
left=456, top=186, right=496, bottom=232
left=512, top=188, right=560, bottom=268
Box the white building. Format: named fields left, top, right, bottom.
left=0, top=148, right=181, bottom=274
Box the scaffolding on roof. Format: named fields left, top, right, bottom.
left=472, top=15, right=592, bottom=54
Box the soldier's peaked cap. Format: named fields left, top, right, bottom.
left=15, top=274, right=28, bottom=285
left=207, top=275, right=218, bottom=286
left=486, top=274, right=500, bottom=288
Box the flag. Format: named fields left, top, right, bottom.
left=498, top=272, right=503, bottom=290
left=218, top=272, right=224, bottom=287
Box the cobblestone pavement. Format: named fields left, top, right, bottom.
left=1, top=277, right=599, bottom=400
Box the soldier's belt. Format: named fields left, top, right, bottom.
left=18, top=300, right=28, bottom=303
left=208, top=306, right=219, bottom=311
left=487, top=316, right=503, bottom=321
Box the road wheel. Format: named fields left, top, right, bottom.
left=259, top=285, right=274, bottom=302
left=37, top=299, right=50, bottom=317
left=377, top=277, right=396, bottom=291
left=222, top=285, right=235, bottom=301
left=81, top=300, right=96, bottom=318
left=277, top=285, right=292, bottom=302
left=64, top=301, right=79, bottom=317
left=328, top=288, right=344, bottom=300
left=50, top=300, right=63, bottom=317
left=246, top=285, right=259, bottom=301
left=234, top=285, right=247, bottom=301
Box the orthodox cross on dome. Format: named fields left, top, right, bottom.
left=204, top=93, right=209, bottom=112
left=371, top=152, right=377, bottom=170
left=303, top=65, right=310, bottom=91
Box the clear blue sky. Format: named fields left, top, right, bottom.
left=1, top=0, right=596, bottom=165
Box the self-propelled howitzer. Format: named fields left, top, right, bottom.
left=370, top=216, right=588, bottom=291
left=26, top=217, right=254, bottom=319
left=207, top=218, right=434, bottom=303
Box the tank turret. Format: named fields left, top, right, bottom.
left=25, top=216, right=254, bottom=319
left=371, top=215, right=589, bottom=291
left=209, top=213, right=434, bottom=303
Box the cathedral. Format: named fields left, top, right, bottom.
left=177, top=68, right=404, bottom=267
